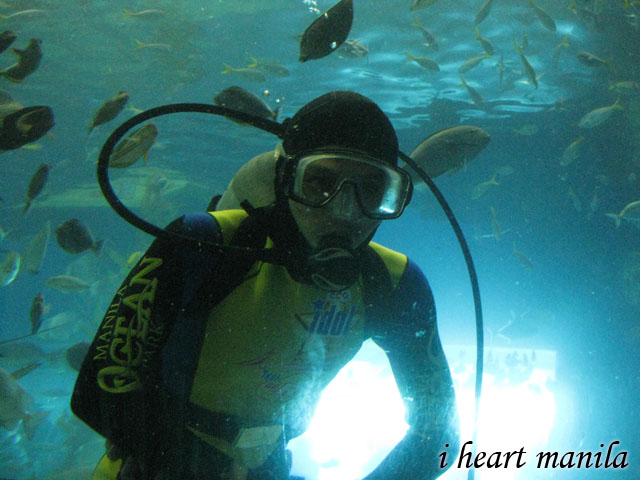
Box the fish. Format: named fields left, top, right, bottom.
left=0, top=9, right=46, bottom=22
left=560, top=136, right=584, bottom=166
left=606, top=200, right=640, bottom=228
left=459, top=53, right=491, bottom=73
left=567, top=185, right=582, bottom=212
left=512, top=242, right=533, bottom=269
left=54, top=219, right=103, bottom=255
left=578, top=98, right=623, bottom=129
left=123, top=9, right=166, bottom=18
left=552, top=35, right=570, bottom=62
left=213, top=86, right=280, bottom=124
left=512, top=124, right=538, bottom=136
left=410, top=0, right=439, bottom=10
left=576, top=51, right=613, bottom=69
left=23, top=221, right=51, bottom=274
left=410, top=17, right=438, bottom=51
left=109, top=123, right=158, bottom=168
left=528, top=0, right=556, bottom=31
left=247, top=57, right=290, bottom=77
left=406, top=126, right=490, bottom=179
left=23, top=163, right=50, bottom=213
left=336, top=39, right=368, bottom=59
left=0, top=103, right=54, bottom=153
left=221, top=64, right=267, bottom=82
left=406, top=52, right=440, bottom=72
left=458, top=75, right=484, bottom=104
left=475, top=27, right=495, bottom=56
left=0, top=251, right=20, bottom=286
left=29, top=293, right=45, bottom=335
left=0, top=38, right=42, bottom=83
left=589, top=188, right=599, bottom=214
left=514, top=40, right=538, bottom=89
left=471, top=174, right=499, bottom=200
left=299, top=0, right=353, bottom=62
left=65, top=342, right=90, bottom=372
left=0, top=363, right=49, bottom=439
left=490, top=207, right=503, bottom=241
left=609, top=81, right=640, bottom=96
left=0, top=30, right=16, bottom=54
left=497, top=55, right=505, bottom=89
left=44, top=275, right=92, bottom=293
left=88, top=91, right=129, bottom=134
left=521, top=28, right=529, bottom=52
left=133, top=39, right=172, bottom=51
left=474, top=0, right=494, bottom=25
left=495, top=165, right=514, bottom=178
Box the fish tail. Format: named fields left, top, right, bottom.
left=92, top=239, right=104, bottom=256
left=406, top=52, right=416, bottom=63
left=221, top=63, right=233, bottom=75
left=475, top=27, right=481, bottom=39
left=123, top=9, right=133, bottom=18
left=272, top=105, right=281, bottom=121
left=410, top=16, right=422, bottom=28
left=458, top=75, right=467, bottom=87
left=22, top=200, right=31, bottom=214
left=605, top=213, right=621, bottom=227
left=133, top=39, right=145, bottom=50
left=23, top=410, right=50, bottom=440
left=247, top=56, right=259, bottom=68
left=613, top=97, right=624, bottom=110
left=513, top=39, right=522, bottom=55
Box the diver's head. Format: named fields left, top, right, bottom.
left=276, top=91, right=412, bottom=251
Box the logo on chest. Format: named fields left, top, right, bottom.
left=307, top=291, right=358, bottom=337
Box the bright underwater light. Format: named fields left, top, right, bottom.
left=288, top=343, right=557, bottom=480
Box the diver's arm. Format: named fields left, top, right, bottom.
left=366, top=260, right=460, bottom=480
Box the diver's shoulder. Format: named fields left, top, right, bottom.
left=368, top=241, right=409, bottom=287
left=207, top=209, right=249, bottom=245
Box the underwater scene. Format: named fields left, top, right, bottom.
left=0, top=0, right=639, bottom=478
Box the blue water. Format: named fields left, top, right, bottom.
left=0, top=0, right=639, bottom=478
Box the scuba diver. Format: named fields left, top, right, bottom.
left=71, top=91, right=461, bottom=480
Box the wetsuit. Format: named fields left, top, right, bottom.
left=79, top=209, right=459, bottom=480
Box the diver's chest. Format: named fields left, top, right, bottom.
left=201, top=267, right=367, bottom=367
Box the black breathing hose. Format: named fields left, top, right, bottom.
left=399, top=152, right=484, bottom=480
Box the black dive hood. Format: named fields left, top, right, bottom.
left=97, top=102, right=485, bottom=457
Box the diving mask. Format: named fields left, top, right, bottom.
left=283, top=149, right=413, bottom=219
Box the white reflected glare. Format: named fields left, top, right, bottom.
left=288, top=340, right=408, bottom=480
left=441, top=346, right=557, bottom=480
left=289, top=344, right=557, bottom=480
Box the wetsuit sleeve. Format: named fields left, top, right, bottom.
left=366, top=259, right=460, bottom=480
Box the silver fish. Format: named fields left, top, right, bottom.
left=0, top=251, right=20, bottom=286
left=407, top=125, right=490, bottom=179
left=109, top=123, right=158, bottom=168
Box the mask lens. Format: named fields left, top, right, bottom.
left=291, top=153, right=411, bottom=218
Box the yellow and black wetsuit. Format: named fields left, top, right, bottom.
left=78, top=209, right=459, bottom=480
